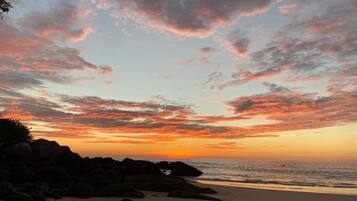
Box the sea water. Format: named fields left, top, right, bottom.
left=182, top=159, right=357, bottom=195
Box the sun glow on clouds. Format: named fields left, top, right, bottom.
left=0, top=0, right=356, bottom=160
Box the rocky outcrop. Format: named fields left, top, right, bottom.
left=98, top=183, right=145, bottom=198
left=67, top=183, right=94, bottom=198
left=31, top=139, right=62, bottom=161
left=122, top=158, right=163, bottom=175
left=5, top=143, right=32, bottom=160
left=156, top=161, right=203, bottom=177
left=0, top=138, right=212, bottom=200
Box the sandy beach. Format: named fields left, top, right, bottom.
left=53, top=182, right=357, bottom=201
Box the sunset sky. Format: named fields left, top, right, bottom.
left=0, top=0, right=356, bottom=161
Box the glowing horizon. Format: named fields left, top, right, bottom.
left=0, top=0, right=356, bottom=161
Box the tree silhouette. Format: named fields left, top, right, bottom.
left=0, top=118, right=33, bottom=145
left=0, top=0, right=11, bottom=19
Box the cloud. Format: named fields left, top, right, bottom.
left=213, top=67, right=284, bottom=90
left=0, top=72, right=43, bottom=89
left=205, top=142, right=240, bottom=149
left=182, top=57, right=211, bottom=66
left=1, top=86, right=356, bottom=142
left=210, top=1, right=357, bottom=89
left=227, top=85, right=357, bottom=133
left=21, top=2, right=93, bottom=42
left=113, top=0, right=272, bottom=37
left=0, top=89, right=261, bottom=140
left=200, top=46, right=218, bottom=53
left=223, top=30, right=250, bottom=57
left=90, top=0, right=114, bottom=10
left=279, top=3, right=298, bottom=14
left=0, top=92, right=219, bottom=138
left=204, top=72, right=224, bottom=87
left=0, top=1, right=112, bottom=90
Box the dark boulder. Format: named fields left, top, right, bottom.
left=8, top=193, right=35, bottom=201
left=5, top=143, right=32, bottom=160
left=32, top=182, right=50, bottom=194
left=0, top=181, right=13, bottom=199
left=122, top=158, right=163, bottom=175
left=67, top=183, right=94, bottom=198
left=0, top=168, right=11, bottom=181
left=156, top=161, right=170, bottom=169
left=156, top=161, right=171, bottom=175
left=56, top=146, right=82, bottom=168
left=36, top=166, right=70, bottom=183
left=31, top=139, right=62, bottom=161
left=98, top=183, right=145, bottom=198
left=169, top=161, right=203, bottom=177
left=168, top=190, right=221, bottom=201
left=83, top=172, right=111, bottom=190
left=10, top=163, right=35, bottom=182
left=29, top=192, right=46, bottom=201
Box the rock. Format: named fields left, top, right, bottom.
left=0, top=181, right=13, bottom=199
left=10, top=163, right=35, bottom=182
left=156, top=161, right=170, bottom=169
left=122, top=158, right=163, bottom=175
left=0, top=168, right=11, bottom=181
left=36, top=166, right=70, bottom=183
left=30, top=192, right=46, bottom=201
left=8, top=193, right=35, bottom=201
left=127, top=175, right=216, bottom=194
left=31, top=139, right=61, bottom=161
left=32, top=182, right=50, bottom=194
left=5, top=143, right=32, bottom=160
left=121, top=199, right=133, bottom=201
left=83, top=172, right=111, bottom=190
left=169, top=161, right=203, bottom=177
left=156, top=161, right=171, bottom=175
left=167, top=191, right=221, bottom=201
left=56, top=146, right=82, bottom=169
left=67, top=183, right=94, bottom=198
left=0, top=152, right=6, bottom=162
left=98, top=183, right=145, bottom=198
left=46, top=187, right=68, bottom=200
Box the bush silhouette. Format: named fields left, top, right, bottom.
left=0, top=118, right=32, bottom=145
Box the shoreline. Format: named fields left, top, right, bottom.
left=192, top=178, right=357, bottom=196
left=53, top=182, right=357, bottom=201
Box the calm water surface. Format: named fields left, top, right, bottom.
left=182, top=159, right=357, bottom=195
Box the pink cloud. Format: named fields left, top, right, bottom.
left=0, top=1, right=112, bottom=89
left=279, top=3, right=298, bottom=14
left=21, top=2, right=93, bottom=42
left=114, top=0, right=272, bottom=37
left=223, top=31, right=250, bottom=57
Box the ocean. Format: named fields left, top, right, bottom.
left=180, top=159, right=357, bottom=195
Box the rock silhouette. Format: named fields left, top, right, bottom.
left=0, top=118, right=215, bottom=200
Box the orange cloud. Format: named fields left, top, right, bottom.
left=227, top=86, right=357, bottom=133
left=205, top=142, right=240, bottom=149
left=2, top=82, right=356, bottom=144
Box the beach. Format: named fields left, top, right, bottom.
left=53, top=182, right=357, bottom=201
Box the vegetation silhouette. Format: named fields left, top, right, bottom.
left=0, top=118, right=33, bottom=145
left=0, top=0, right=11, bottom=19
